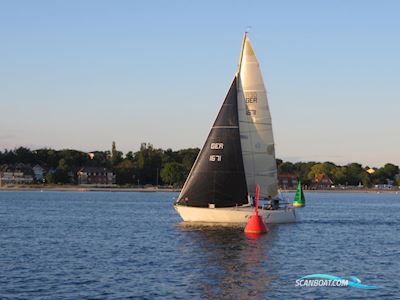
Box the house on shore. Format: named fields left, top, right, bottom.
left=77, top=167, right=116, bottom=185
left=311, top=174, right=333, bottom=189
left=278, top=174, right=298, bottom=189
left=0, top=164, right=34, bottom=184
left=32, top=164, right=45, bottom=182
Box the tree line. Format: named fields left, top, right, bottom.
left=0, top=143, right=399, bottom=187
left=0, top=143, right=198, bottom=186
left=276, top=160, right=399, bottom=187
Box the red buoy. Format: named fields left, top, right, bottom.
left=244, top=214, right=268, bottom=234
left=244, top=184, right=268, bottom=234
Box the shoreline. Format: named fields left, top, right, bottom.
left=0, top=185, right=399, bottom=194
left=0, top=185, right=180, bottom=193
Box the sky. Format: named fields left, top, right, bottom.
left=0, top=0, right=399, bottom=167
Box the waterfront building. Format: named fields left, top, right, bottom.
left=311, top=174, right=333, bottom=189
left=77, top=167, right=116, bottom=185
left=32, top=164, right=45, bottom=182
left=0, top=164, right=34, bottom=184
left=278, top=174, right=298, bottom=189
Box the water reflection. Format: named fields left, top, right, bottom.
left=178, top=223, right=278, bottom=299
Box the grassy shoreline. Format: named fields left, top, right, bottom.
left=0, top=185, right=399, bottom=193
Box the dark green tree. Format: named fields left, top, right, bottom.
left=343, top=163, right=365, bottom=186
left=178, top=148, right=199, bottom=174
left=54, top=158, right=70, bottom=183
left=294, top=161, right=315, bottom=185
left=136, top=143, right=163, bottom=185
left=111, top=141, right=123, bottom=166
left=331, top=166, right=347, bottom=185
left=15, top=147, right=35, bottom=164
left=45, top=172, right=56, bottom=184
left=278, top=162, right=296, bottom=174
left=372, top=163, right=399, bottom=184
left=160, top=162, right=186, bottom=186
left=125, top=151, right=134, bottom=160
left=115, top=160, right=137, bottom=185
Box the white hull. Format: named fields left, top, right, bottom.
left=174, top=205, right=297, bottom=224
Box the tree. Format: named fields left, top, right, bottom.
left=360, top=171, right=372, bottom=188
left=343, top=163, right=365, bottom=186
left=395, top=176, right=400, bottom=187
left=372, top=163, right=399, bottom=185
left=45, top=172, right=56, bottom=184
left=0, top=149, right=16, bottom=164
left=381, top=163, right=399, bottom=181
left=276, top=158, right=283, bottom=168
left=178, top=148, right=199, bottom=174
left=15, top=147, right=35, bottom=164
left=115, top=160, right=137, bottom=185
left=331, top=166, right=347, bottom=185
left=111, top=141, right=123, bottom=166
left=136, top=143, right=163, bottom=185
left=162, top=148, right=177, bottom=164
left=87, top=151, right=111, bottom=168
left=294, top=162, right=315, bottom=185
left=125, top=151, right=134, bottom=160
left=307, top=162, right=336, bottom=181
left=160, top=162, right=185, bottom=186
left=35, top=148, right=60, bottom=169
left=278, top=162, right=296, bottom=174
left=54, top=158, right=70, bottom=183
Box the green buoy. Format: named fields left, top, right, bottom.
left=293, top=180, right=306, bottom=207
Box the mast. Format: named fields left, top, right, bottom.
left=237, top=32, right=248, bottom=76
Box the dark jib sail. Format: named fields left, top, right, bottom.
left=177, top=77, right=248, bottom=207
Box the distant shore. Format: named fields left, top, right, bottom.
left=0, top=184, right=399, bottom=194
left=0, top=184, right=180, bottom=193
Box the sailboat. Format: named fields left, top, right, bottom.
left=174, top=33, right=297, bottom=224
left=293, top=180, right=306, bottom=207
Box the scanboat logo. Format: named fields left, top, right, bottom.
left=295, top=274, right=383, bottom=289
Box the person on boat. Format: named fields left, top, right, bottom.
left=272, top=198, right=280, bottom=210
left=267, top=195, right=272, bottom=210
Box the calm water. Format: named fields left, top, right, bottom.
left=0, top=191, right=399, bottom=299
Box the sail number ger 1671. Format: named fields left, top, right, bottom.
left=209, top=143, right=223, bottom=162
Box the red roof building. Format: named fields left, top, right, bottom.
left=311, top=174, right=333, bottom=189
left=278, top=174, right=298, bottom=189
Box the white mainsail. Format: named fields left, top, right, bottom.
left=237, top=34, right=278, bottom=198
